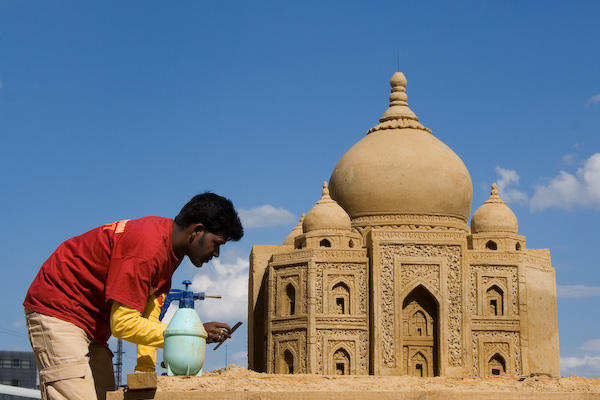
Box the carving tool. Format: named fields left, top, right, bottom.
left=214, top=321, right=242, bottom=350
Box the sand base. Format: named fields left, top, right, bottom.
left=106, top=365, right=600, bottom=400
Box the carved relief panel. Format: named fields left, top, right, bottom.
left=469, top=265, right=519, bottom=317
left=472, top=331, right=521, bottom=377
left=273, top=266, right=307, bottom=317
left=317, top=329, right=369, bottom=375
left=378, top=243, right=463, bottom=371
left=315, top=262, right=367, bottom=316
left=273, top=331, right=306, bottom=374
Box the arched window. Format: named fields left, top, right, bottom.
left=488, top=353, right=506, bottom=376
left=320, top=238, right=331, bottom=247
left=411, top=352, right=428, bottom=377
left=333, top=348, right=350, bottom=375
left=285, top=283, right=296, bottom=316
left=283, top=349, right=294, bottom=374
left=412, top=310, right=427, bottom=336
left=331, top=282, right=350, bottom=314
left=486, top=285, right=504, bottom=316
left=515, top=242, right=522, bottom=251
left=348, top=239, right=354, bottom=248
left=486, top=240, right=498, bottom=250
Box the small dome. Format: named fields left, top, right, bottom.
left=283, top=214, right=304, bottom=245
left=329, top=72, right=472, bottom=222
left=303, top=182, right=351, bottom=233
left=471, top=183, right=518, bottom=234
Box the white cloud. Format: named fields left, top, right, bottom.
left=587, top=94, right=600, bottom=105
left=561, top=339, right=600, bottom=377
left=561, top=356, right=600, bottom=377
left=530, top=153, right=600, bottom=211
left=562, top=154, right=577, bottom=166
left=238, top=204, right=296, bottom=228
left=494, top=167, right=529, bottom=204
left=190, top=255, right=249, bottom=323
left=581, top=339, right=600, bottom=353
left=557, top=285, right=600, bottom=298
left=231, top=351, right=247, bottom=365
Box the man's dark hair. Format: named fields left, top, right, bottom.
left=174, top=193, right=243, bottom=241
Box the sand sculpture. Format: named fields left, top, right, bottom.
left=107, top=73, right=598, bottom=400
left=248, top=72, right=560, bottom=378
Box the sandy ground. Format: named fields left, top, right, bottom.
left=155, top=365, right=600, bottom=394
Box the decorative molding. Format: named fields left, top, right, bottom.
left=367, top=117, right=432, bottom=134
left=468, top=252, right=551, bottom=268
left=272, top=250, right=367, bottom=264
left=353, top=213, right=468, bottom=228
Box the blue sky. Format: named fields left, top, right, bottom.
left=1, top=1, right=599, bottom=379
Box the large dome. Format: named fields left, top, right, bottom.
left=329, top=72, right=472, bottom=223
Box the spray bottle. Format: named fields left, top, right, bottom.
left=159, top=280, right=219, bottom=376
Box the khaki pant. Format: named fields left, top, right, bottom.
left=25, top=308, right=116, bottom=400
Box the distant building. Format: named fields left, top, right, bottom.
left=0, top=351, right=37, bottom=400
left=248, top=72, right=560, bottom=377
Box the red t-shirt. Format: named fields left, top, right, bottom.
left=23, top=216, right=182, bottom=345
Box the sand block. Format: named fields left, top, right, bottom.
left=127, top=372, right=157, bottom=390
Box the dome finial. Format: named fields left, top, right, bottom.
left=486, top=183, right=504, bottom=204
left=368, top=72, right=431, bottom=134
left=322, top=181, right=330, bottom=198
left=389, top=72, right=408, bottom=108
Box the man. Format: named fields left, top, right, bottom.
left=23, top=193, right=244, bottom=400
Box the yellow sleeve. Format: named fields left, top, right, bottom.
left=135, top=295, right=165, bottom=372
left=110, top=296, right=166, bottom=349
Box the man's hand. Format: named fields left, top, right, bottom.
left=203, top=321, right=232, bottom=344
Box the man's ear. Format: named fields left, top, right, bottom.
left=187, top=223, right=205, bottom=243
left=193, top=223, right=205, bottom=234
left=191, top=223, right=206, bottom=239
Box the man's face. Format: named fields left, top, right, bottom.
left=188, top=229, right=227, bottom=268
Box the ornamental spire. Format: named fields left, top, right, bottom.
left=368, top=72, right=431, bottom=134
left=484, top=183, right=506, bottom=204
left=321, top=181, right=331, bottom=200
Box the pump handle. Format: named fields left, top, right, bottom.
left=158, top=281, right=222, bottom=321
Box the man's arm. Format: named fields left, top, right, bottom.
left=110, top=298, right=166, bottom=348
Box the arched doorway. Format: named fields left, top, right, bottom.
left=282, top=349, right=295, bottom=374
left=487, top=353, right=506, bottom=376
left=332, top=348, right=351, bottom=375
left=402, top=285, right=439, bottom=376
